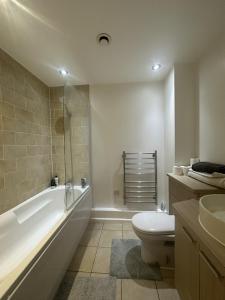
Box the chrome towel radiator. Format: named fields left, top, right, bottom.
left=122, top=151, right=157, bottom=204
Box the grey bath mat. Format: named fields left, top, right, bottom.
left=110, top=239, right=162, bottom=280
left=68, top=277, right=116, bottom=300
left=54, top=272, right=116, bottom=300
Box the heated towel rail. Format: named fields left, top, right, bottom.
left=122, top=151, right=157, bottom=204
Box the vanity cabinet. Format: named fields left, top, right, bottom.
left=174, top=200, right=225, bottom=300
left=175, top=220, right=199, bottom=300
left=199, top=251, right=225, bottom=300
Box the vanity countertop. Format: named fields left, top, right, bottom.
left=173, top=199, right=225, bottom=274
left=168, top=173, right=225, bottom=194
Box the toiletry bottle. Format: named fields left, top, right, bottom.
left=81, top=178, right=87, bottom=188
left=50, top=178, right=56, bottom=188
left=54, top=175, right=59, bottom=186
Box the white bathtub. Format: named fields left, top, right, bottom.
left=0, top=185, right=91, bottom=300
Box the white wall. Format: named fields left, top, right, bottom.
left=174, top=63, right=198, bottom=165
left=164, top=69, right=175, bottom=208
left=90, top=82, right=165, bottom=209
left=198, top=38, right=225, bottom=164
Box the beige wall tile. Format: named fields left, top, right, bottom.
left=15, top=132, right=35, bottom=145
left=15, top=107, right=33, bottom=123
left=0, top=160, right=16, bottom=174
left=1, top=102, right=15, bottom=118
left=0, top=132, right=15, bottom=145
left=4, top=145, right=27, bottom=159
left=0, top=116, right=2, bottom=131
left=0, top=48, right=52, bottom=214
left=0, top=50, right=90, bottom=214
left=0, top=176, right=4, bottom=190
left=2, top=116, right=16, bottom=131
left=0, top=146, right=3, bottom=159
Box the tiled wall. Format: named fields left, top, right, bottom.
left=50, top=85, right=90, bottom=186
left=69, top=85, right=90, bottom=185
left=0, top=49, right=52, bottom=214
left=50, top=87, right=65, bottom=183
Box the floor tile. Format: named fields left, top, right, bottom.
left=123, top=230, right=139, bottom=240
left=69, top=246, right=97, bottom=272
left=156, top=279, right=180, bottom=300
left=87, top=221, right=103, bottom=230
left=122, top=222, right=133, bottom=231
left=92, top=247, right=111, bottom=273
left=73, top=272, right=91, bottom=278
left=103, top=223, right=123, bottom=230
left=122, top=279, right=158, bottom=300
left=91, top=273, right=109, bottom=278
left=99, top=230, right=122, bottom=247
left=80, top=230, right=101, bottom=247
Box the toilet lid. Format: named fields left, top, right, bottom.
left=132, top=212, right=175, bottom=235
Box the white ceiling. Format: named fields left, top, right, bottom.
left=0, top=0, right=225, bottom=86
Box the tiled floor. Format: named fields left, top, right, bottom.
left=64, top=221, right=180, bottom=300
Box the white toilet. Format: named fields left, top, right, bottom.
left=132, top=212, right=175, bottom=266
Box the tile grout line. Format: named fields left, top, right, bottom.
left=155, top=281, right=161, bottom=300
left=90, top=222, right=104, bottom=274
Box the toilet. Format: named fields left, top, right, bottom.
left=132, top=212, right=175, bottom=266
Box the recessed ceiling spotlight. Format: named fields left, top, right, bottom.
left=152, top=64, right=161, bottom=71
left=59, top=69, right=69, bottom=76
left=97, top=33, right=112, bottom=46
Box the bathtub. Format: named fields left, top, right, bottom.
left=0, top=185, right=91, bottom=300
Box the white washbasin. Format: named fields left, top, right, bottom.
left=199, top=194, right=225, bottom=246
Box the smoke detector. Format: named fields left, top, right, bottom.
left=97, top=33, right=112, bottom=46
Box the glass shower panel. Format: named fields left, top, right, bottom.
left=64, top=83, right=90, bottom=209
left=64, top=83, right=74, bottom=209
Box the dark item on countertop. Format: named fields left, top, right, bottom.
left=192, top=162, right=225, bottom=174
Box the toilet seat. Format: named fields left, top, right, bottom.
left=132, top=212, right=175, bottom=235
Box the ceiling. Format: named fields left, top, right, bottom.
left=0, top=0, right=225, bottom=86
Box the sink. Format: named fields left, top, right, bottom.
left=199, top=194, right=225, bottom=246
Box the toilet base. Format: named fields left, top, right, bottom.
left=141, top=239, right=174, bottom=267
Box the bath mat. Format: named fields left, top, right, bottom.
left=54, top=273, right=116, bottom=300
left=68, top=277, right=116, bottom=300
left=110, top=239, right=162, bottom=280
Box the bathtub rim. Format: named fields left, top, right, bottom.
left=0, top=185, right=90, bottom=300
